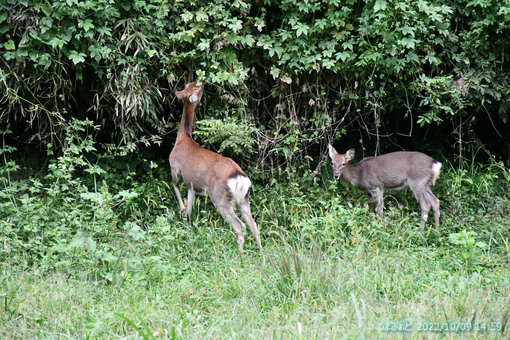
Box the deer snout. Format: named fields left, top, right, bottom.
left=333, top=173, right=340, bottom=180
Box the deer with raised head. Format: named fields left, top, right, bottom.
left=327, top=144, right=442, bottom=228
left=169, top=82, right=262, bottom=253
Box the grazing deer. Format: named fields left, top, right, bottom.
left=169, top=82, right=262, bottom=253
left=327, top=144, right=442, bottom=227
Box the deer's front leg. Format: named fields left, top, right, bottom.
left=370, top=187, right=384, bottom=215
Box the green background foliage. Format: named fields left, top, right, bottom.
left=1, top=0, right=510, bottom=164
left=1, top=1, right=510, bottom=338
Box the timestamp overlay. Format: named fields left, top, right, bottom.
left=378, top=320, right=504, bottom=333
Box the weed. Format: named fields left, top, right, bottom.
left=449, top=230, right=489, bottom=273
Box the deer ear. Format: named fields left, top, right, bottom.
left=345, top=149, right=355, bottom=161
left=175, top=90, right=184, bottom=100
left=327, top=144, right=337, bottom=158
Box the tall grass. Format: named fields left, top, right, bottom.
left=1, top=244, right=509, bottom=339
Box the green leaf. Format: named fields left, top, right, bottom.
left=4, top=39, right=15, bottom=50
left=400, top=37, right=418, bottom=49
left=227, top=18, right=243, bottom=33
left=0, top=12, right=7, bottom=23
left=41, top=4, right=53, bottom=16
left=68, top=50, right=86, bottom=64
left=181, top=11, right=193, bottom=22
left=400, top=26, right=416, bottom=37
left=295, top=23, right=309, bottom=37
left=96, top=26, right=112, bottom=36
left=195, top=11, right=208, bottom=21
left=239, top=35, right=255, bottom=46
left=78, top=19, right=94, bottom=32
left=374, top=0, right=387, bottom=12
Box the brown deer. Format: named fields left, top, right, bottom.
left=327, top=144, right=442, bottom=227
left=169, top=82, right=262, bottom=253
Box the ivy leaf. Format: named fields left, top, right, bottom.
left=256, top=36, right=273, bottom=50
left=295, top=23, right=309, bottom=37
left=41, top=4, right=53, bottom=17
left=270, top=66, right=280, bottom=79
left=374, top=0, right=387, bottom=12
left=96, top=26, right=112, bottom=36
left=342, top=40, right=354, bottom=50
left=197, top=39, right=210, bottom=51
left=68, top=50, right=87, bottom=64
left=4, top=39, right=15, bottom=50
left=195, top=11, right=208, bottom=22
left=227, top=18, right=243, bottom=33
left=335, top=51, right=353, bottom=62
left=79, top=19, right=94, bottom=32
left=269, top=43, right=283, bottom=58
left=400, top=26, right=416, bottom=37
left=181, top=11, right=193, bottom=22
left=239, top=34, right=255, bottom=46
left=400, top=37, right=418, bottom=49
left=48, top=37, right=66, bottom=49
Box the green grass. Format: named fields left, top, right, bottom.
left=1, top=244, right=509, bottom=339
left=1, top=155, right=510, bottom=339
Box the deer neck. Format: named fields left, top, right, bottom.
left=341, top=164, right=359, bottom=185
left=176, top=101, right=195, bottom=142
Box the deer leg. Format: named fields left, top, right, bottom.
left=238, top=199, right=262, bottom=251
left=370, top=188, right=384, bottom=215
left=419, top=199, right=431, bottom=228
left=216, top=201, right=246, bottom=254
left=186, top=188, right=195, bottom=219
left=425, top=189, right=440, bottom=227
left=412, top=189, right=431, bottom=228
left=171, top=171, right=187, bottom=216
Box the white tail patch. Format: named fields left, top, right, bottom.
left=227, top=175, right=251, bottom=205
left=431, top=161, right=442, bottom=186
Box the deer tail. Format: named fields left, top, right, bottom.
left=431, top=160, right=442, bottom=186
left=227, top=171, right=251, bottom=205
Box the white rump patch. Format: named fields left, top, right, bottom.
left=431, top=161, right=442, bottom=185
left=227, top=175, right=252, bottom=205
left=432, top=161, right=442, bottom=175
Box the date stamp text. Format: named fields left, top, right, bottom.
left=378, top=321, right=502, bottom=333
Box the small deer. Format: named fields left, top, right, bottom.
left=327, top=144, right=442, bottom=227
left=169, top=82, right=262, bottom=253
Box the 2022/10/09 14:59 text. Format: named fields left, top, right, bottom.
left=379, top=321, right=502, bottom=332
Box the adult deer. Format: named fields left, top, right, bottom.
left=327, top=144, right=442, bottom=228
left=169, top=82, right=262, bottom=253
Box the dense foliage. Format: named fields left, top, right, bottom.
left=1, top=2, right=510, bottom=337
left=1, top=0, right=510, bottom=166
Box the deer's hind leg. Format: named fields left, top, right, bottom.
left=410, top=183, right=434, bottom=228
left=213, top=194, right=246, bottom=254
left=425, top=188, right=440, bottom=227
left=238, top=198, right=262, bottom=250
